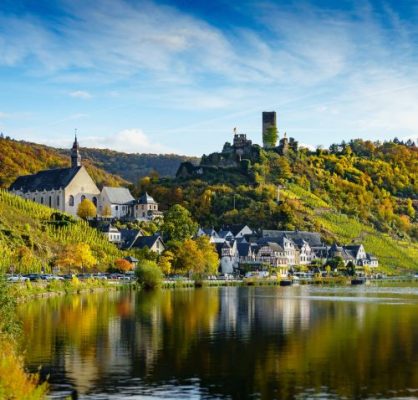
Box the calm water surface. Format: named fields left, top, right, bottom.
left=18, top=286, right=418, bottom=399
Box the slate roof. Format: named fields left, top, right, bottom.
left=100, top=223, right=119, bottom=233
left=262, top=230, right=323, bottom=247
left=131, top=235, right=164, bottom=250
left=9, top=166, right=82, bottom=192
left=138, top=192, right=157, bottom=204
left=237, top=242, right=252, bottom=257
left=102, top=187, right=135, bottom=204
left=120, top=229, right=142, bottom=249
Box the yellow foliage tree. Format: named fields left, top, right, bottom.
left=56, top=243, right=97, bottom=272
left=102, top=203, right=112, bottom=218
left=77, top=198, right=96, bottom=220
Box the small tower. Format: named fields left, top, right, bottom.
left=71, top=133, right=81, bottom=168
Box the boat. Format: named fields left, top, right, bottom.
left=351, top=277, right=366, bottom=285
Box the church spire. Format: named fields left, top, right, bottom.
left=71, top=130, right=81, bottom=168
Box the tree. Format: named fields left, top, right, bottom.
left=102, top=203, right=112, bottom=218
left=195, top=236, right=219, bottom=276
left=158, top=250, right=174, bottom=275
left=161, top=204, right=198, bottom=241
left=115, top=258, right=133, bottom=273
left=135, top=260, right=163, bottom=289
left=56, top=243, right=96, bottom=272
left=77, top=198, right=96, bottom=219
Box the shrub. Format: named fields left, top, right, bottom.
left=135, top=260, right=163, bottom=290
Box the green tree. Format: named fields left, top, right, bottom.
left=77, top=198, right=97, bottom=219
left=162, top=204, right=198, bottom=241
left=135, top=260, right=163, bottom=289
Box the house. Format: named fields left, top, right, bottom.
left=120, top=229, right=143, bottom=249
left=225, top=224, right=253, bottom=239
left=124, top=256, right=139, bottom=269
left=9, top=136, right=100, bottom=217
left=218, top=240, right=239, bottom=274
left=99, top=187, right=135, bottom=219
left=130, top=234, right=165, bottom=255
left=218, top=230, right=235, bottom=241
left=134, top=193, right=163, bottom=221
left=197, top=228, right=219, bottom=240
left=100, top=224, right=121, bottom=244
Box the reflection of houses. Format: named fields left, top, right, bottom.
left=99, top=187, right=135, bottom=219
left=9, top=136, right=100, bottom=217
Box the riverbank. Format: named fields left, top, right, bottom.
left=8, top=278, right=134, bottom=301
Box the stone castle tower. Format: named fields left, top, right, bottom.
left=71, top=135, right=82, bottom=168
left=262, top=111, right=277, bottom=149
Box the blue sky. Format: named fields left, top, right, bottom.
left=0, top=0, right=418, bottom=155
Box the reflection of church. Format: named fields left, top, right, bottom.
left=9, top=136, right=100, bottom=217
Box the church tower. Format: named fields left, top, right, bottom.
left=71, top=134, right=82, bottom=168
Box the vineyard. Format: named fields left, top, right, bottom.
left=0, top=190, right=123, bottom=273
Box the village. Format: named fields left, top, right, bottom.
left=7, top=119, right=379, bottom=279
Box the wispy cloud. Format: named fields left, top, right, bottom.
left=68, top=90, right=92, bottom=99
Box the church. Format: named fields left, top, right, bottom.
left=9, top=137, right=100, bottom=217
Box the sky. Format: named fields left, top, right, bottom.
left=0, top=0, right=418, bottom=156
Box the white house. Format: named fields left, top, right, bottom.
left=134, top=193, right=163, bottom=221
left=9, top=136, right=100, bottom=217
left=99, top=186, right=135, bottom=219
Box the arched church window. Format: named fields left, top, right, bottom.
left=57, top=196, right=60, bottom=207
left=40, top=197, right=44, bottom=204
left=69, top=195, right=74, bottom=206
left=49, top=196, right=52, bottom=207
left=81, top=195, right=86, bottom=202
left=92, top=197, right=97, bottom=207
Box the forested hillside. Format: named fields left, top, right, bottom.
left=0, top=137, right=198, bottom=188
left=57, top=147, right=199, bottom=183
left=138, top=139, right=418, bottom=271
left=0, top=137, right=127, bottom=188
left=0, top=190, right=123, bottom=273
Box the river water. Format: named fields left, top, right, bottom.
left=18, top=285, right=418, bottom=399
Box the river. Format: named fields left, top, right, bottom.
left=18, top=285, right=418, bottom=399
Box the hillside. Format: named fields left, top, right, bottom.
left=0, top=137, right=199, bottom=189
left=140, top=138, right=418, bottom=272
left=0, top=190, right=123, bottom=273
left=58, top=147, right=199, bottom=183
left=0, top=137, right=128, bottom=189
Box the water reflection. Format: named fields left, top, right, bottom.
left=19, top=286, right=418, bottom=399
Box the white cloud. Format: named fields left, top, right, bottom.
left=82, top=129, right=175, bottom=154
left=68, top=90, right=92, bottom=99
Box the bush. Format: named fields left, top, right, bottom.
left=135, top=260, right=163, bottom=290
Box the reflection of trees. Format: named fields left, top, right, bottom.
left=18, top=288, right=418, bottom=399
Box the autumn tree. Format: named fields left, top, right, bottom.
left=77, top=198, right=97, bottom=220
left=115, top=258, right=133, bottom=273
left=57, top=243, right=97, bottom=272
left=102, top=203, right=112, bottom=218
left=162, top=204, right=198, bottom=241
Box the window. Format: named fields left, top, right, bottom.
left=115, top=206, right=119, bottom=211
left=57, top=196, right=60, bottom=206
left=81, top=195, right=86, bottom=202
left=40, top=197, right=44, bottom=204
left=69, top=195, right=74, bottom=206
left=49, top=196, right=52, bottom=207
left=92, top=197, right=97, bottom=207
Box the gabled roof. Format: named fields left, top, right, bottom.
left=138, top=192, right=157, bottom=204
left=131, top=234, right=164, bottom=250
left=258, top=241, right=284, bottom=252
left=262, top=230, right=323, bottom=247
left=9, top=166, right=82, bottom=192
left=100, top=223, right=119, bottom=233
left=102, top=187, right=135, bottom=205
left=218, top=230, right=234, bottom=239
left=224, top=224, right=253, bottom=236
left=120, top=229, right=142, bottom=248
left=124, top=256, right=139, bottom=263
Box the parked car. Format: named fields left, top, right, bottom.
left=7, top=275, right=29, bottom=282
left=25, top=274, right=42, bottom=282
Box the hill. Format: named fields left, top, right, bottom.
left=57, top=147, right=200, bottom=184
left=0, top=137, right=199, bottom=189
left=0, top=137, right=128, bottom=189
left=0, top=190, right=123, bottom=273
left=140, top=138, right=418, bottom=272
